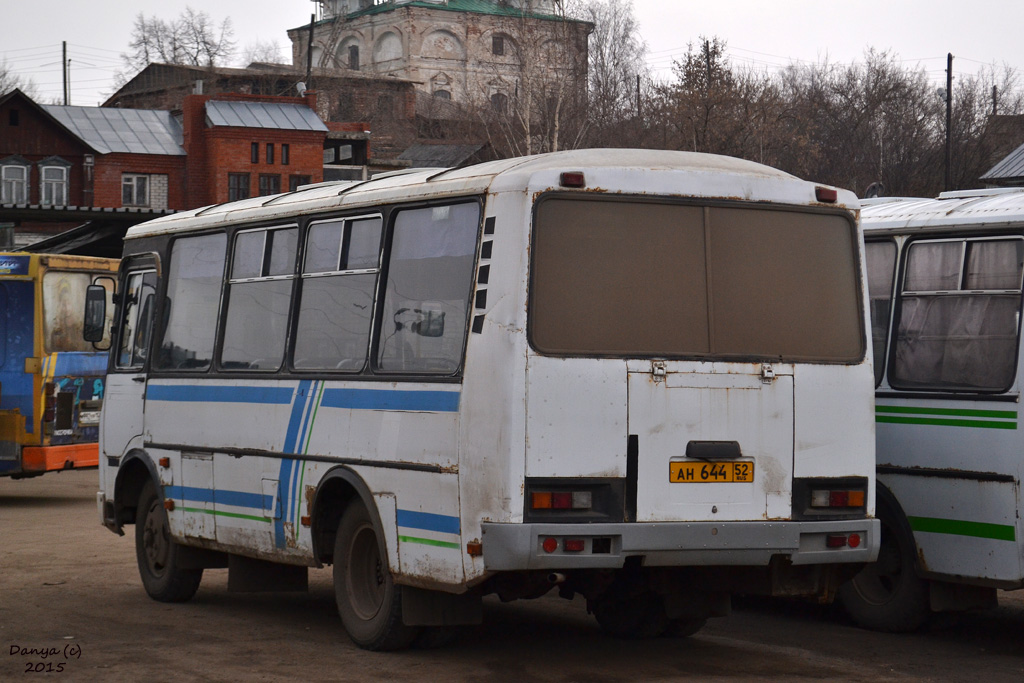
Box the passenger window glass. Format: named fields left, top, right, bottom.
left=892, top=237, right=1023, bottom=392
left=232, top=232, right=264, bottom=279
left=377, top=203, right=480, bottom=374
left=904, top=241, right=962, bottom=291
left=865, top=241, right=897, bottom=385
left=221, top=226, right=297, bottom=371
left=294, top=216, right=382, bottom=371
left=964, top=240, right=1024, bottom=290
left=116, top=270, right=158, bottom=369
left=42, top=271, right=115, bottom=352
left=157, top=233, right=227, bottom=371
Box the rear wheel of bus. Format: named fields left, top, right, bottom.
left=333, top=501, right=419, bottom=651
left=135, top=480, right=203, bottom=602
left=839, top=489, right=929, bottom=632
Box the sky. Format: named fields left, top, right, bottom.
left=2, top=1, right=1023, bottom=107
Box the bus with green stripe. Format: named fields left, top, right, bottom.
left=843, top=188, right=1024, bottom=631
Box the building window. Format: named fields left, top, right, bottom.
left=40, top=166, right=68, bottom=206
left=492, top=36, right=504, bottom=56
left=289, top=175, right=311, bottom=192
left=266, top=143, right=274, bottom=164
left=1, top=163, right=29, bottom=203
left=251, top=142, right=259, bottom=164
left=122, top=174, right=149, bottom=207
left=258, top=174, right=281, bottom=196
left=281, top=144, right=290, bottom=166
left=349, top=45, right=360, bottom=71
left=490, top=92, right=508, bottom=114
left=228, top=173, right=250, bottom=202
left=433, top=90, right=451, bottom=100
left=9, top=109, right=19, bottom=126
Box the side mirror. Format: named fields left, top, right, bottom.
left=83, top=284, right=108, bottom=343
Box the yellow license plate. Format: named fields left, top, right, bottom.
left=669, top=461, right=755, bottom=483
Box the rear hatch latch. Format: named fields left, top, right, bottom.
left=760, top=363, right=776, bottom=384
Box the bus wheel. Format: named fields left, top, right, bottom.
left=333, top=501, right=419, bottom=651
left=593, top=589, right=670, bottom=639
left=663, top=618, right=706, bottom=638
left=135, top=480, right=203, bottom=602
left=839, top=493, right=929, bottom=632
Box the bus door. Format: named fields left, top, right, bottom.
left=629, top=362, right=795, bottom=522
left=101, top=263, right=158, bottom=459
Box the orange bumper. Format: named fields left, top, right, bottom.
left=21, top=444, right=100, bottom=473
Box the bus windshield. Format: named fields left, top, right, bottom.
left=530, top=197, right=864, bottom=362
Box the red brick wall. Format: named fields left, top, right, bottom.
left=92, top=154, right=186, bottom=209
left=183, top=93, right=326, bottom=208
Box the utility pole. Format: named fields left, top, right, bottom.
left=62, top=41, right=69, bottom=105
left=945, top=53, right=953, bottom=192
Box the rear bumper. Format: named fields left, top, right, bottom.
left=480, top=518, right=880, bottom=570
left=22, top=443, right=99, bottom=473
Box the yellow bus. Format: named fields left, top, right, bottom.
left=0, top=252, right=117, bottom=478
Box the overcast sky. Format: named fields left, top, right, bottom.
left=3, top=1, right=1023, bottom=107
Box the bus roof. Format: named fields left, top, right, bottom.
left=861, top=187, right=1024, bottom=234
left=125, top=149, right=854, bottom=239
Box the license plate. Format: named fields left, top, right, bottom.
left=669, top=461, right=754, bottom=483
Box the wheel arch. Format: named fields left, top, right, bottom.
left=114, top=449, right=159, bottom=528
left=311, top=466, right=397, bottom=572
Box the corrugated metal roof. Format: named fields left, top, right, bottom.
left=980, top=141, right=1024, bottom=181
left=205, top=100, right=328, bottom=132
left=41, top=105, right=185, bottom=156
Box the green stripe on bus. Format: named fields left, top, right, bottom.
left=876, top=405, right=1017, bottom=419
left=875, top=415, right=1017, bottom=429
left=399, top=535, right=460, bottom=549
left=908, top=516, right=1016, bottom=541
left=180, top=506, right=273, bottom=523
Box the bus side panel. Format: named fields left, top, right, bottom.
left=459, top=190, right=530, bottom=582
left=882, top=472, right=1022, bottom=584
left=793, top=363, right=876, bottom=509
left=0, top=280, right=37, bottom=475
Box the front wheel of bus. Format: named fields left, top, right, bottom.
left=333, top=501, right=419, bottom=651
left=839, top=492, right=929, bottom=632
left=135, top=480, right=203, bottom=602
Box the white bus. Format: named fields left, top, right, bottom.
left=842, top=188, right=1024, bottom=631
left=89, top=149, right=879, bottom=650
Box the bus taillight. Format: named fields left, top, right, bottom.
left=531, top=490, right=592, bottom=510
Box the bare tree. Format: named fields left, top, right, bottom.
left=242, top=39, right=285, bottom=66
left=117, top=7, right=235, bottom=85
left=584, top=0, right=647, bottom=145
left=0, top=59, right=37, bottom=97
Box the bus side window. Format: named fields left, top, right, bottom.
left=865, top=241, right=897, bottom=386
left=221, top=226, right=298, bottom=371
left=892, top=238, right=1024, bottom=391
left=116, top=271, right=158, bottom=369
left=294, top=216, right=382, bottom=371
left=377, top=202, right=480, bottom=375
left=156, top=233, right=228, bottom=371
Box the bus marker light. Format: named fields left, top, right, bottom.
left=848, top=533, right=861, bottom=548
left=571, top=491, right=592, bottom=510
left=164, top=499, right=175, bottom=511
left=532, top=492, right=552, bottom=509
left=825, top=534, right=847, bottom=548
left=815, top=186, right=838, bottom=203
left=552, top=492, right=572, bottom=509
left=542, top=537, right=558, bottom=553
left=847, top=491, right=866, bottom=507
left=300, top=515, right=311, bottom=527
left=467, top=541, right=483, bottom=557
left=829, top=491, right=850, bottom=507
left=563, top=539, right=585, bottom=552
left=560, top=172, right=586, bottom=188
left=159, top=457, right=170, bottom=468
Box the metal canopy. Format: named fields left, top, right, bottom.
left=205, top=100, right=328, bottom=132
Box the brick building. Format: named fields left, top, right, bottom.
left=1, top=88, right=328, bottom=247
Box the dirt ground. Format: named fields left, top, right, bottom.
left=2, top=470, right=1023, bottom=682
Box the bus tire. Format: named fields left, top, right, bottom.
left=333, top=501, right=419, bottom=651
left=839, top=489, right=929, bottom=632
left=135, top=480, right=203, bottom=602
left=663, top=618, right=706, bottom=638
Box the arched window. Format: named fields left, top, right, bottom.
left=490, top=92, right=508, bottom=115
left=433, top=90, right=451, bottom=101
left=39, top=157, right=71, bottom=207
left=1, top=156, right=30, bottom=204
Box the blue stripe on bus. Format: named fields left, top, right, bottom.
left=147, top=384, right=294, bottom=405
left=278, top=381, right=314, bottom=547
left=165, top=485, right=272, bottom=510
left=320, top=388, right=460, bottom=413
left=396, top=509, right=461, bottom=535
left=50, top=352, right=108, bottom=377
